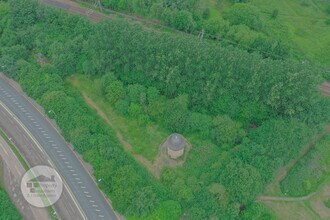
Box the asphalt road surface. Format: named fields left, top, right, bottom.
left=0, top=102, right=83, bottom=220
left=0, top=75, right=118, bottom=220
left=0, top=136, right=50, bottom=220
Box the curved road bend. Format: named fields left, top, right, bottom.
left=0, top=99, right=84, bottom=219
left=0, top=135, right=50, bottom=220
left=0, top=76, right=118, bottom=220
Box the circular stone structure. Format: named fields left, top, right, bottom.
left=166, top=133, right=186, bottom=159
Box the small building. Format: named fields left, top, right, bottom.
left=166, top=133, right=186, bottom=159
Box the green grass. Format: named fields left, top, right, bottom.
left=251, top=0, right=330, bottom=65
left=196, top=0, right=330, bottom=66
left=0, top=129, right=29, bottom=171
left=324, top=198, right=330, bottom=208
left=69, top=74, right=170, bottom=162
left=69, top=74, right=226, bottom=176
left=0, top=154, right=22, bottom=219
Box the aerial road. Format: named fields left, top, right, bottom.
left=0, top=74, right=118, bottom=220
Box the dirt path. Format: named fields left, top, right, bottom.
left=320, top=81, right=330, bottom=97
left=257, top=193, right=317, bottom=202
left=263, top=83, right=330, bottom=196
left=82, top=93, right=191, bottom=178
left=82, top=93, right=163, bottom=177
left=264, top=125, right=330, bottom=196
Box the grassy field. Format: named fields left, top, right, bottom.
left=69, top=74, right=170, bottom=162
left=251, top=0, right=330, bottom=65
left=69, top=74, right=224, bottom=178
left=196, top=0, right=330, bottom=66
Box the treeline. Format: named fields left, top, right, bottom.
left=86, top=20, right=328, bottom=127
left=0, top=0, right=329, bottom=219
left=101, top=73, right=247, bottom=148
left=82, top=0, right=294, bottom=59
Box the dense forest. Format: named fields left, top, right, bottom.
left=86, top=0, right=293, bottom=60
left=82, top=0, right=330, bottom=66
left=0, top=0, right=329, bottom=219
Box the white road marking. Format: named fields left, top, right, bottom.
left=0, top=143, right=8, bottom=156
left=15, top=165, right=22, bottom=176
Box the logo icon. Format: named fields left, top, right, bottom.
left=21, top=165, right=63, bottom=207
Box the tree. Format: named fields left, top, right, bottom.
left=127, top=187, right=159, bottom=216
left=128, top=102, right=143, bottom=118
left=224, top=3, right=263, bottom=31
left=202, top=17, right=229, bottom=36
left=241, top=203, right=276, bottom=220
left=221, top=159, right=262, bottom=204
left=146, top=200, right=182, bottom=220
left=187, top=112, right=212, bottom=137
left=127, top=84, right=146, bottom=105
left=172, top=10, right=196, bottom=32
left=146, top=86, right=160, bottom=104
left=163, top=95, right=189, bottom=132
left=238, top=102, right=270, bottom=126
left=211, top=115, right=246, bottom=147
left=101, top=72, right=117, bottom=94
left=208, top=183, right=229, bottom=207
left=9, top=0, right=38, bottom=28
left=115, top=99, right=130, bottom=115
left=105, top=80, right=126, bottom=104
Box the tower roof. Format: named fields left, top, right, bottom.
left=167, top=133, right=185, bottom=151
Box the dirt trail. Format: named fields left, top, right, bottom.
left=320, top=81, right=330, bottom=97
left=264, top=125, right=330, bottom=196
left=256, top=193, right=316, bottom=202
left=82, top=93, right=191, bottom=178
left=82, top=93, right=162, bottom=177
left=263, top=82, right=330, bottom=195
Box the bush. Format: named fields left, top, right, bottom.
left=224, top=3, right=263, bottom=31
left=172, top=10, right=196, bottom=32
left=115, top=99, right=130, bottom=115
left=105, top=80, right=126, bottom=104
left=324, top=198, right=330, bottom=208
left=162, top=95, right=189, bottom=132
left=211, top=115, right=246, bottom=147
left=187, top=112, right=212, bottom=138
left=0, top=188, right=22, bottom=219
